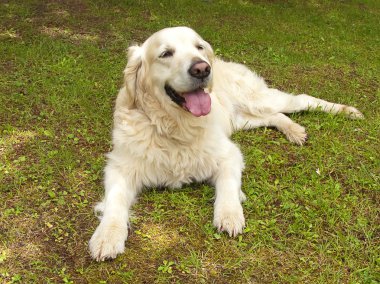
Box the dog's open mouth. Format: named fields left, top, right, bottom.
left=165, top=85, right=211, bottom=117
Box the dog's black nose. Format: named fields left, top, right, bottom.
left=188, top=61, right=211, bottom=79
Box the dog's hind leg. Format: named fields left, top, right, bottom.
left=234, top=87, right=363, bottom=144
left=260, top=88, right=363, bottom=119
left=236, top=112, right=308, bottom=145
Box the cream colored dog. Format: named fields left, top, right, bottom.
left=89, top=27, right=363, bottom=261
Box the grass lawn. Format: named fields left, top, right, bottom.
left=1, top=0, right=379, bottom=283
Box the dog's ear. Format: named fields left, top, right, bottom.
left=121, top=45, right=144, bottom=107
left=202, top=40, right=215, bottom=92
left=203, top=40, right=215, bottom=63
left=127, top=45, right=142, bottom=63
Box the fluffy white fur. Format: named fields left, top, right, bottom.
left=89, top=27, right=363, bottom=261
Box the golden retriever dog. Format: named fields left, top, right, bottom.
left=89, top=27, right=363, bottom=261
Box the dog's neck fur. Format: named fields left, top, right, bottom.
left=140, top=88, right=208, bottom=143
left=116, top=85, right=208, bottom=145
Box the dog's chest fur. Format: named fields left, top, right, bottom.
left=110, top=107, right=225, bottom=188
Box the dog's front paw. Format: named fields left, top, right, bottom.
left=89, top=221, right=128, bottom=261
left=213, top=203, right=245, bottom=237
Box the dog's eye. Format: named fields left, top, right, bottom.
left=159, top=50, right=174, bottom=58
left=196, top=44, right=204, bottom=50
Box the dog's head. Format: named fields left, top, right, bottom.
left=124, top=27, right=214, bottom=117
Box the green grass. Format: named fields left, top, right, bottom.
left=1, top=0, right=379, bottom=283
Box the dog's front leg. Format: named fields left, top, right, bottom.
left=89, top=163, right=138, bottom=261
left=212, top=143, right=246, bottom=237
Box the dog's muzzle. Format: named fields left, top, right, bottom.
left=164, top=85, right=186, bottom=106
left=164, top=84, right=211, bottom=117
left=188, top=61, right=211, bottom=80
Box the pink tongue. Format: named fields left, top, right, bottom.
left=182, top=89, right=211, bottom=117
